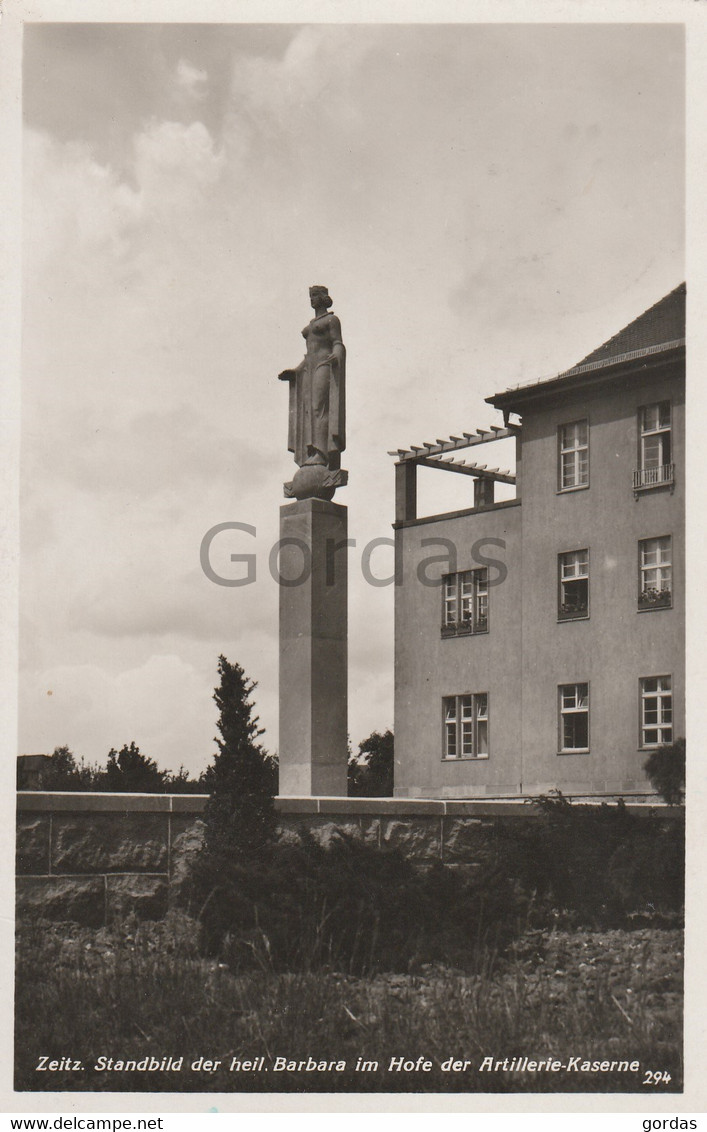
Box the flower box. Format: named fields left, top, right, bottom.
left=441, top=620, right=473, bottom=638
left=558, top=603, right=588, bottom=621
left=638, top=589, right=672, bottom=610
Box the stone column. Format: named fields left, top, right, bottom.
left=474, top=476, right=495, bottom=508
left=395, top=460, right=417, bottom=523
left=278, top=498, right=348, bottom=796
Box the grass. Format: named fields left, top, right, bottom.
left=15, top=913, right=683, bottom=1094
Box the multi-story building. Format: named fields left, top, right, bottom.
left=392, top=283, right=685, bottom=799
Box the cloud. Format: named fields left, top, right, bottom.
left=68, top=560, right=277, bottom=645
left=133, top=119, right=224, bottom=206
left=23, top=402, right=269, bottom=498
left=228, top=26, right=368, bottom=133
left=175, top=59, right=208, bottom=100
left=24, top=130, right=142, bottom=273
left=25, top=116, right=224, bottom=277
left=19, top=24, right=684, bottom=775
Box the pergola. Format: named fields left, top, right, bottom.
left=389, top=424, right=519, bottom=522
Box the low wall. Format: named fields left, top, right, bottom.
left=16, top=791, right=672, bottom=926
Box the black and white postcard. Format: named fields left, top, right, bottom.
left=2, top=0, right=705, bottom=1119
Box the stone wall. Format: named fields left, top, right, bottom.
left=16, top=793, right=206, bottom=926
left=16, top=792, right=671, bottom=927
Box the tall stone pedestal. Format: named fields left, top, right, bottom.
left=278, top=498, right=348, bottom=796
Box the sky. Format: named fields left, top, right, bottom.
left=19, top=21, right=685, bottom=777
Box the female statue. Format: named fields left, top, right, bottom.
left=279, top=286, right=346, bottom=472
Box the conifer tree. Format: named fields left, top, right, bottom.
left=202, top=655, right=276, bottom=859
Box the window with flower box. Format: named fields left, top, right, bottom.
left=443, top=693, right=488, bottom=759
left=558, top=550, right=589, bottom=620
left=638, top=536, right=672, bottom=610
left=558, top=420, right=589, bottom=491
left=558, top=683, right=589, bottom=753
left=441, top=569, right=488, bottom=637
left=640, top=676, right=672, bottom=748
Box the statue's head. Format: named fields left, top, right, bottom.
left=309, top=285, right=332, bottom=309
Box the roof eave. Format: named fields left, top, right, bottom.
left=486, top=340, right=685, bottom=413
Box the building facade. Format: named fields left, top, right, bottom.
left=393, top=284, right=685, bottom=799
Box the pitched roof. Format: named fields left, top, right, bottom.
left=574, top=282, right=685, bottom=368
left=487, top=282, right=685, bottom=411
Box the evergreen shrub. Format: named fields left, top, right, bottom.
left=187, top=832, right=530, bottom=975
left=495, top=795, right=684, bottom=926
left=644, top=739, right=686, bottom=806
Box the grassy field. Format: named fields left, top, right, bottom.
left=15, top=913, right=682, bottom=1094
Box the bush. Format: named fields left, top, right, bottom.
left=499, top=795, right=685, bottom=926
left=644, top=738, right=686, bottom=805
left=185, top=792, right=684, bottom=976
left=187, top=831, right=530, bottom=976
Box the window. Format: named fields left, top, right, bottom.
left=640, top=676, right=672, bottom=748
left=634, top=402, right=673, bottom=490
left=442, top=569, right=488, bottom=636
left=558, top=550, right=589, bottom=620
left=559, top=420, right=589, bottom=491
left=559, top=683, right=589, bottom=752
left=639, top=537, right=672, bottom=610
left=443, top=693, right=488, bottom=759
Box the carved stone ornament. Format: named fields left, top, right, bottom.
left=284, top=466, right=349, bottom=501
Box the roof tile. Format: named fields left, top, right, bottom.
left=575, top=282, right=685, bottom=367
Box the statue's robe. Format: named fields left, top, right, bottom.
left=286, top=342, right=346, bottom=471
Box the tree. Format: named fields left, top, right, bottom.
left=20, top=743, right=205, bottom=793
left=201, top=656, right=277, bottom=859
left=644, top=738, right=686, bottom=805
left=348, top=729, right=394, bottom=797
left=43, top=745, right=81, bottom=789
left=40, top=746, right=100, bottom=791
left=165, top=765, right=208, bottom=794
left=47, top=745, right=78, bottom=779
left=104, top=742, right=168, bottom=793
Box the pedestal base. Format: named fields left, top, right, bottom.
left=278, top=498, right=348, bottom=797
